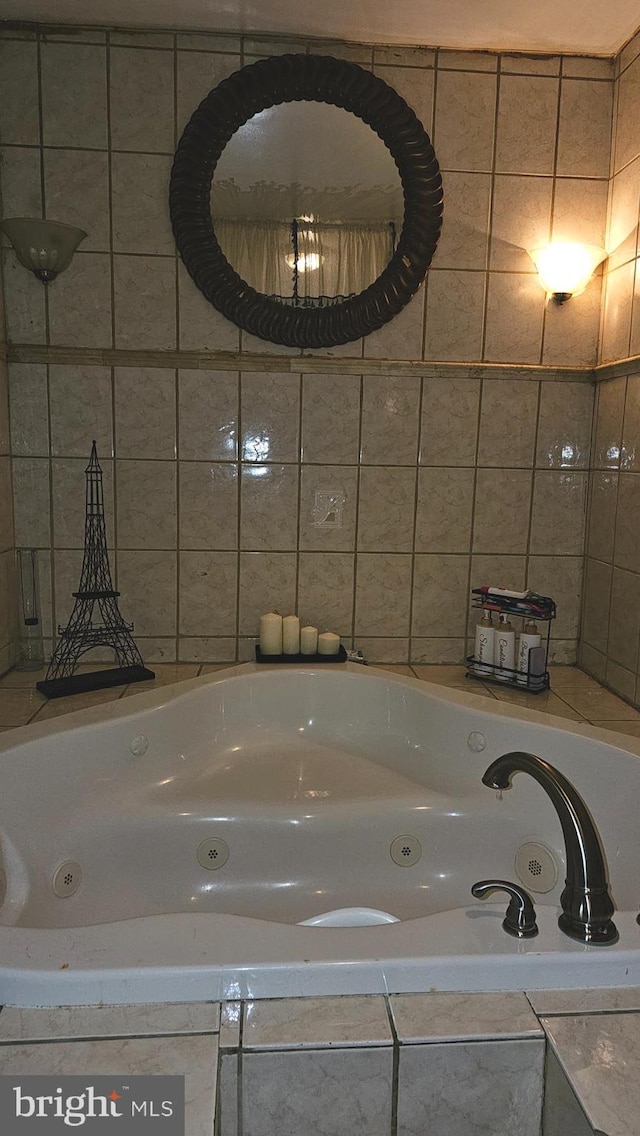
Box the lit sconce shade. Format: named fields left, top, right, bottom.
left=0, top=217, right=87, bottom=283
left=528, top=242, right=607, bottom=304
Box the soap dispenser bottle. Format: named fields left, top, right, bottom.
left=517, top=620, right=542, bottom=686
left=496, top=613, right=516, bottom=680
left=474, top=610, right=495, bottom=675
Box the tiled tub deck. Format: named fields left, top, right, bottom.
left=0, top=990, right=636, bottom=1135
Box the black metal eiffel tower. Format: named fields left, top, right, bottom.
left=37, top=441, right=155, bottom=699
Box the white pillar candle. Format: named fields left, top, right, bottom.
left=282, top=614, right=300, bottom=655
left=259, top=612, right=283, bottom=655
left=300, top=625, right=319, bottom=655
left=317, top=631, right=340, bottom=656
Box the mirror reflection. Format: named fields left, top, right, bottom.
left=211, top=102, right=404, bottom=306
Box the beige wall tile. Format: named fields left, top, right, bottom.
left=530, top=471, right=587, bottom=555
left=593, top=375, right=626, bottom=468
left=2, top=251, right=46, bottom=344
left=179, top=462, right=238, bottom=549
left=360, top=374, right=420, bottom=464
left=613, top=473, right=640, bottom=571
left=495, top=76, right=559, bottom=174
left=356, top=637, right=409, bottom=663
left=41, top=43, right=107, bottom=149
left=178, top=369, right=238, bottom=461
left=622, top=372, right=640, bottom=470
left=49, top=365, right=113, bottom=458
left=551, top=177, right=608, bottom=248
left=117, top=550, right=177, bottom=636
left=527, top=555, right=582, bottom=638
left=114, top=256, right=176, bottom=350
left=424, top=270, right=485, bottom=361
left=111, top=153, right=174, bottom=255
left=412, top=553, right=469, bottom=636
left=301, top=373, right=360, bottom=464
left=48, top=253, right=112, bottom=349
left=52, top=457, right=113, bottom=548
left=178, top=638, right=235, bottom=662
left=600, top=261, right=634, bottom=363
left=111, top=30, right=174, bottom=48
left=0, top=457, right=14, bottom=553
left=473, top=469, right=533, bottom=553
left=608, top=566, right=640, bottom=671
left=489, top=175, right=552, bottom=273
left=299, top=465, right=357, bottom=552
left=179, top=551, right=237, bottom=635
left=354, top=553, right=412, bottom=635
left=415, top=467, right=474, bottom=553
left=0, top=549, right=17, bottom=652
left=477, top=379, right=539, bottom=466
left=357, top=466, right=416, bottom=552
left=177, top=49, right=242, bottom=132
left=8, top=364, right=49, bottom=456
left=109, top=47, right=175, bottom=152
left=297, top=552, right=354, bottom=635
left=114, top=368, right=176, bottom=460
left=238, top=551, right=296, bottom=635
left=614, top=54, right=640, bottom=173
left=437, top=50, right=496, bottom=72
left=0, top=146, right=42, bottom=221
left=542, top=279, right=602, bottom=367
left=362, top=288, right=424, bottom=360
left=431, top=172, right=491, bottom=271
left=12, top=458, right=50, bottom=547
left=556, top=78, right=613, bottom=177
left=578, top=640, right=607, bottom=682
left=419, top=376, right=480, bottom=466
left=116, top=460, right=176, bottom=549
left=562, top=57, right=613, bottom=79
left=43, top=149, right=110, bottom=253
left=52, top=547, right=84, bottom=628
left=629, top=263, right=640, bottom=357
left=433, top=70, right=497, bottom=172
left=605, top=658, right=637, bottom=701
left=177, top=263, right=241, bottom=352
left=0, top=40, right=39, bottom=145
left=375, top=64, right=434, bottom=129
left=605, top=160, right=640, bottom=271
left=536, top=382, right=593, bottom=468
left=484, top=273, right=545, bottom=363
left=241, top=373, right=300, bottom=463
left=470, top=553, right=527, bottom=593
left=587, top=471, right=618, bottom=561
left=240, top=464, right=298, bottom=550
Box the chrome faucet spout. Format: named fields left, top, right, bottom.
left=482, top=750, right=618, bottom=945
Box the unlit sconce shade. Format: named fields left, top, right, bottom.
left=528, top=242, right=607, bottom=304
left=0, top=217, right=87, bottom=282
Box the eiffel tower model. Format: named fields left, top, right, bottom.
left=37, top=441, right=155, bottom=699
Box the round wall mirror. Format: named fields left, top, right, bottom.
left=170, top=53, right=443, bottom=348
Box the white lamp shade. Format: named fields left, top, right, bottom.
left=528, top=242, right=607, bottom=298
left=0, top=217, right=87, bottom=280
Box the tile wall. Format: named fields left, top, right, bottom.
left=579, top=27, right=640, bottom=706
left=0, top=25, right=615, bottom=664
left=0, top=255, right=14, bottom=673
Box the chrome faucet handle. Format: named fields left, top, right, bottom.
left=471, top=879, right=539, bottom=938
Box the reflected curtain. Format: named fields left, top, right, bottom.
left=216, top=218, right=396, bottom=301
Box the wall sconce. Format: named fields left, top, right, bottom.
left=0, top=217, right=87, bottom=283
left=528, top=242, right=607, bottom=304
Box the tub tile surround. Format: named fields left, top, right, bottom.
left=0, top=24, right=619, bottom=674
left=3, top=991, right=640, bottom=1135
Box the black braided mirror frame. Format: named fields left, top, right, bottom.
left=170, top=53, right=443, bottom=348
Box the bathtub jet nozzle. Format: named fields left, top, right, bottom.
left=482, top=750, right=618, bottom=946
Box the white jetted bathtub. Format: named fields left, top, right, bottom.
left=1, top=662, right=639, bottom=1006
